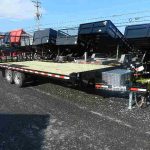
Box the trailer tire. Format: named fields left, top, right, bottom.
left=14, top=71, right=25, bottom=88
left=2, top=69, right=5, bottom=78
left=5, top=69, right=14, bottom=84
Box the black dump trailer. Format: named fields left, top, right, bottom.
left=124, top=23, right=150, bottom=72
left=32, top=28, right=58, bottom=60
left=78, top=20, right=130, bottom=54
left=33, top=28, right=57, bottom=46
left=124, top=23, right=150, bottom=49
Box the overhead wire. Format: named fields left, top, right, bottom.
left=22, top=9, right=150, bottom=33
left=22, top=9, right=150, bottom=30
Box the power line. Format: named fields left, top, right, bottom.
left=116, top=19, right=150, bottom=27
left=25, top=18, right=150, bottom=33
left=36, top=10, right=150, bottom=29
left=22, top=9, right=150, bottom=31
left=32, top=0, right=42, bottom=30
left=24, top=9, right=150, bottom=33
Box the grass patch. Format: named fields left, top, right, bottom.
left=136, top=78, right=150, bottom=90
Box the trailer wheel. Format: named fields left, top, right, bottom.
left=5, top=69, right=14, bottom=84
left=2, top=69, right=5, bottom=78
left=14, top=71, right=25, bottom=88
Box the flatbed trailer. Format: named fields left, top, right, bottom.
left=0, top=60, right=114, bottom=86
left=0, top=60, right=149, bottom=109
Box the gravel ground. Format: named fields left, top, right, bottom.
left=0, top=74, right=150, bottom=150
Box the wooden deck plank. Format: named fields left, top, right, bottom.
left=1, top=61, right=112, bottom=75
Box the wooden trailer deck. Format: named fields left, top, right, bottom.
left=0, top=61, right=112, bottom=76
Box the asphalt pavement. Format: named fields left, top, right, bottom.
left=0, top=74, right=150, bottom=150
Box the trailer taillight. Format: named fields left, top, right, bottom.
left=130, top=88, right=147, bottom=92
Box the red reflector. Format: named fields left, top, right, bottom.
left=60, top=76, right=64, bottom=79
left=51, top=74, right=55, bottom=77
left=130, top=88, right=138, bottom=91
left=95, top=84, right=102, bottom=89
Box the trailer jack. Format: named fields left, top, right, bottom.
left=128, top=88, right=148, bottom=109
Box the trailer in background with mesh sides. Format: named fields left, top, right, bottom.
left=0, top=31, right=34, bottom=63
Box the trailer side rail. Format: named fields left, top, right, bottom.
left=0, top=64, right=70, bottom=80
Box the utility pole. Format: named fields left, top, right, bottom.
left=32, top=0, right=42, bottom=30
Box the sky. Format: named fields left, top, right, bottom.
left=0, top=0, right=150, bottom=33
